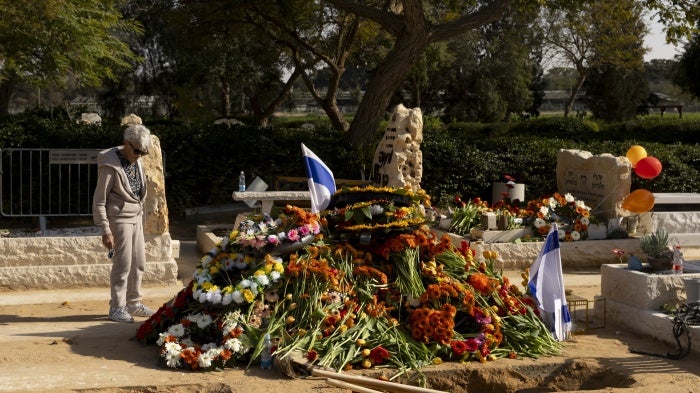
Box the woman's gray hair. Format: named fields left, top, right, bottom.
left=123, top=124, right=152, bottom=151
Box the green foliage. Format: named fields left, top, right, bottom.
left=5, top=112, right=700, bottom=216
left=0, top=0, right=142, bottom=113
left=640, top=228, right=670, bottom=258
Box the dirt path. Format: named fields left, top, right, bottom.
left=1, top=282, right=698, bottom=393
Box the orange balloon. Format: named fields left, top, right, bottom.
left=634, top=156, right=662, bottom=179
left=622, top=189, right=655, bottom=214
left=626, top=145, right=647, bottom=167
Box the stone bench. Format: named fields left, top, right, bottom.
left=639, top=193, right=700, bottom=258
left=232, top=177, right=369, bottom=213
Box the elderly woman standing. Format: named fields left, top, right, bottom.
left=93, top=124, right=155, bottom=323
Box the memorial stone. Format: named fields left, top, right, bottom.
left=370, top=104, right=423, bottom=192
left=556, top=149, right=631, bottom=220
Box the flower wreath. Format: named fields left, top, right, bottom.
left=156, top=311, right=252, bottom=370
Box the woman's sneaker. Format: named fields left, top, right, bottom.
left=109, top=307, right=135, bottom=323
left=126, top=302, right=155, bottom=317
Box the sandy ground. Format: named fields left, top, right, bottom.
left=1, top=218, right=699, bottom=392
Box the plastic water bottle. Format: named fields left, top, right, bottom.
left=260, top=333, right=273, bottom=369
left=673, top=245, right=684, bottom=275
left=238, top=171, right=246, bottom=192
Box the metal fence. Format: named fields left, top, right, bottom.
left=0, top=149, right=103, bottom=220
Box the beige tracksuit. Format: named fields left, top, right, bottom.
left=92, top=146, right=147, bottom=310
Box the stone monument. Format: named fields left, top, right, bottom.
left=370, top=104, right=423, bottom=191
left=556, top=149, right=631, bottom=220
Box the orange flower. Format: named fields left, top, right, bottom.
left=468, top=273, right=496, bottom=294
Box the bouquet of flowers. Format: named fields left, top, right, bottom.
left=524, top=192, right=594, bottom=241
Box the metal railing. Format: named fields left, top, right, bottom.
left=0, top=149, right=103, bottom=223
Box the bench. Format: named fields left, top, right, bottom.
left=231, top=176, right=370, bottom=213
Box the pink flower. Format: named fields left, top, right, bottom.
left=267, top=234, right=280, bottom=246
left=287, top=229, right=300, bottom=242
left=299, top=225, right=310, bottom=236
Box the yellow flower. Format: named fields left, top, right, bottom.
left=286, top=316, right=296, bottom=325
left=356, top=338, right=366, bottom=346
left=361, top=349, right=371, bottom=357
left=223, top=285, right=234, bottom=294
left=229, top=230, right=239, bottom=239
left=362, top=359, right=373, bottom=368
left=274, top=263, right=284, bottom=273
left=254, top=270, right=265, bottom=276
left=209, top=266, right=219, bottom=275
left=242, top=289, right=255, bottom=303
left=432, top=357, right=443, bottom=365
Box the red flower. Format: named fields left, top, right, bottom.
left=369, top=346, right=391, bottom=364
left=307, top=349, right=318, bottom=361
left=464, top=338, right=480, bottom=352
left=450, top=340, right=468, bottom=356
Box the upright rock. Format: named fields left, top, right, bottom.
left=556, top=149, right=631, bottom=220
left=370, top=104, right=423, bottom=191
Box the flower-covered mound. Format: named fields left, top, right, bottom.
left=137, top=195, right=561, bottom=378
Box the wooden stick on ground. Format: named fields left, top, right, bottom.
left=312, top=368, right=448, bottom=393
left=326, top=378, right=384, bottom=393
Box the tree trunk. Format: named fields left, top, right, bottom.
left=220, top=80, right=231, bottom=118
left=0, top=78, right=15, bottom=115
left=346, top=33, right=430, bottom=148
left=565, top=73, right=587, bottom=118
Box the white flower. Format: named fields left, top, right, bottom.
left=575, top=199, right=588, bottom=210
left=564, top=193, right=575, bottom=203
left=208, top=290, right=223, bottom=304
left=548, top=198, right=557, bottom=209
left=558, top=229, right=566, bottom=239
left=239, top=279, right=251, bottom=289
left=571, top=230, right=581, bottom=241
left=198, top=350, right=215, bottom=368
left=249, top=282, right=259, bottom=296
left=164, top=352, right=181, bottom=368
left=539, top=206, right=550, bottom=216
left=156, top=332, right=169, bottom=346
left=269, top=271, right=281, bottom=281
left=225, top=338, right=242, bottom=353
left=222, top=293, right=233, bottom=305
left=197, top=292, right=208, bottom=303
left=277, top=231, right=287, bottom=241
left=196, top=314, right=213, bottom=329
left=256, top=274, right=270, bottom=286
left=580, top=216, right=590, bottom=226
left=370, top=204, right=384, bottom=216
left=232, top=290, right=244, bottom=304
left=167, top=324, right=186, bottom=338
left=534, top=218, right=546, bottom=228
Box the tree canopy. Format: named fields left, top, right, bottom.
left=0, top=0, right=142, bottom=114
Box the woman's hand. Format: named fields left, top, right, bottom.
left=102, top=233, right=115, bottom=250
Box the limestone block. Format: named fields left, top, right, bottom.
left=0, top=233, right=178, bottom=290
left=601, top=299, right=700, bottom=354
left=436, top=230, right=643, bottom=270
left=556, top=149, right=632, bottom=220
left=0, top=261, right=177, bottom=291
left=143, top=135, right=169, bottom=235
left=600, top=264, right=700, bottom=310
left=370, top=104, right=423, bottom=192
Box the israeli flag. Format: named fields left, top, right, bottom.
left=301, top=143, right=336, bottom=213
left=528, top=223, right=572, bottom=341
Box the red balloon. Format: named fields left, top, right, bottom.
left=622, top=189, right=655, bottom=214
left=634, top=156, right=662, bottom=179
